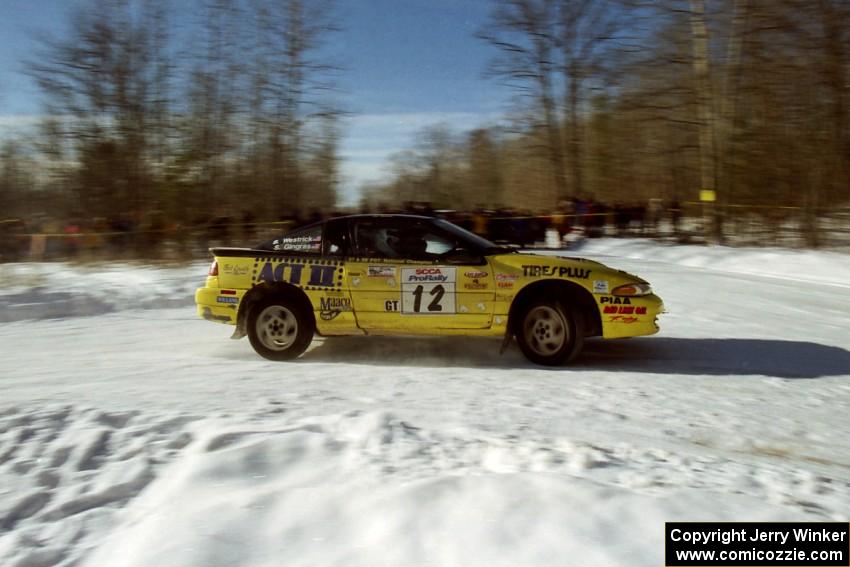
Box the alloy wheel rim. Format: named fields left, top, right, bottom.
left=256, top=305, right=298, bottom=351
left=523, top=306, right=568, bottom=356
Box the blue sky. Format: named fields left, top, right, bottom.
left=0, top=0, right=509, bottom=205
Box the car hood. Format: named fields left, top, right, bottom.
left=488, top=252, right=648, bottom=285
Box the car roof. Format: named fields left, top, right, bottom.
left=291, top=214, right=437, bottom=232
left=331, top=214, right=435, bottom=222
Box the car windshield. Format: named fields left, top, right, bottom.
left=432, top=218, right=514, bottom=254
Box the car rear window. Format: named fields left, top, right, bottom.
left=258, top=224, right=323, bottom=253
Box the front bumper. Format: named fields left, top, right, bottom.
left=600, top=293, right=664, bottom=339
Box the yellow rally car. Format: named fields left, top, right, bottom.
left=195, top=214, right=663, bottom=366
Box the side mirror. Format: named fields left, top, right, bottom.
left=444, top=249, right=484, bottom=265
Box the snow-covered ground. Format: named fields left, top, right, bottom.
left=1, top=240, right=849, bottom=567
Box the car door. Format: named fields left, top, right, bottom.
left=346, top=217, right=494, bottom=332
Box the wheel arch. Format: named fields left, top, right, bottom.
left=234, top=282, right=315, bottom=339
left=507, top=280, right=601, bottom=338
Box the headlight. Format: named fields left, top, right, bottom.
left=612, top=283, right=652, bottom=297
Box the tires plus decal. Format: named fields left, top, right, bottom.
left=252, top=257, right=344, bottom=290
left=522, top=265, right=590, bottom=279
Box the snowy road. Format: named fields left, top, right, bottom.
left=1, top=241, right=849, bottom=566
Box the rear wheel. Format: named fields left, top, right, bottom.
left=516, top=299, right=583, bottom=366
left=247, top=296, right=314, bottom=361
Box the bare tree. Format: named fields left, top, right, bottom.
left=479, top=0, right=568, bottom=198
left=558, top=0, right=626, bottom=197
left=251, top=0, right=341, bottom=217
left=26, top=0, right=173, bottom=220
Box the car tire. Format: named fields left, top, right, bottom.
left=515, top=299, right=584, bottom=366
left=247, top=295, right=314, bottom=361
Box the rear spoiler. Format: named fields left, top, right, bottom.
left=210, top=247, right=320, bottom=259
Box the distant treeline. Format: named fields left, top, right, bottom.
left=361, top=0, right=850, bottom=247
left=2, top=0, right=340, bottom=227
left=1, top=0, right=849, bottom=249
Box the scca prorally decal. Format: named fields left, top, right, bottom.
left=255, top=261, right=340, bottom=288
left=402, top=267, right=457, bottom=284
left=522, top=265, right=590, bottom=279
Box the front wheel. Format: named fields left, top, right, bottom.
left=247, top=296, right=314, bottom=361
left=515, top=300, right=583, bottom=366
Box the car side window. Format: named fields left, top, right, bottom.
left=354, top=220, right=402, bottom=258
left=353, top=219, right=459, bottom=261
left=323, top=221, right=347, bottom=256
left=421, top=231, right=454, bottom=256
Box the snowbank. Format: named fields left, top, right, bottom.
left=0, top=262, right=205, bottom=322
left=85, top=412, right=808, bottom=567
left=570, top=238, right=850, bottom=287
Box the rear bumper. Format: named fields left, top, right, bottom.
left=195, top=287, right=243, bottom=325
left=600, top=293, right=664, bottom=339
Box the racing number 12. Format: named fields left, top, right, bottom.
left=412, top=284, right=445, bottom=312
